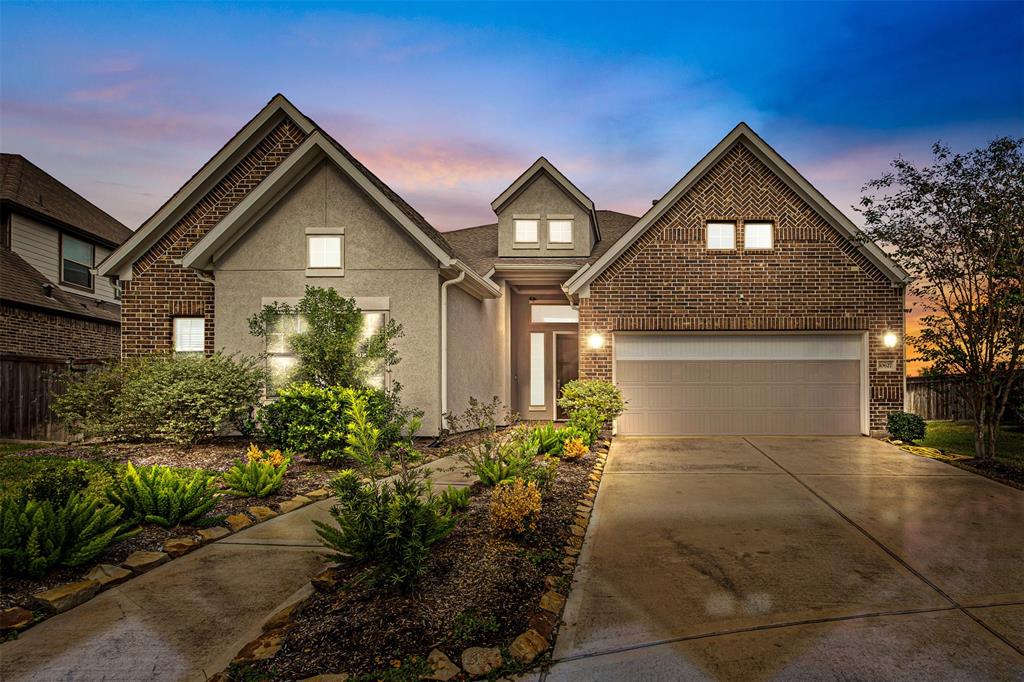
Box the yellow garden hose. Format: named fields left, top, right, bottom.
left=885, top=439, right=973, bottom=462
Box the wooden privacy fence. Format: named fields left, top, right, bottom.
left=0, top=354, right=103, bottom=442
left=906, top=374, right=1022, bottom=423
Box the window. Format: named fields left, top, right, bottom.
left=361, top=311, right=388, bottom=389
left=706, top=221, right=736, bottom=250
left=744, top=221, right=774, bottom=249
left=514, top=219, right=539, bottom=244
left=307, top=235, right=342, bottom=269
left=530, top=305, right=578, bottom=324
left=530, top=333, right=545, bottom=407
left=266, top=314, right=305, bottom=394
left=173, top=318, right=205, bottom=356
left=548, top=219, right=573, bottom=244
left=61, top=234, right=94, bottom=289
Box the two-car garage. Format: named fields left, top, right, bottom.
left=614, top=334, right=866, bottom=436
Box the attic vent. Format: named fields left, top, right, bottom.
left=43, top=283, right=55, bottom=298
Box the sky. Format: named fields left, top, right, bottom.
left=2, top=1, right=1023, bottom=372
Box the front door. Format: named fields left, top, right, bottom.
left=555, top=333, right=579, bottom=420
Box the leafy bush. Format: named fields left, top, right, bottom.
left=557, top=379, right=625, bottom=422
left=888, top=411, right=927, bottom=443
left=223, top=444, right=289, bottom=498
left=489, top=478, right=542, bottom=537
left=522, top=454, right=559, bottom=488
left=54, top=353, right=266, bottom=445
left=259, top=383, right=404, bottom=461
left=314, top=470, right=455, bottom=592
left=561, top=437, right=588, bottom=460
left=531, top=423, right=564, bottom=455
left=24, top=460, right=92, bottom=506
left=566, top=408, right=603, bottom=445
left=107, top=463, right=219, bottom=527
left=438, top=486, right=471, bottom=514
left=440, top=396, right=507, bottom=443
left=0, top=493, right=137, bottom=577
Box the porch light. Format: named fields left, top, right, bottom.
left=882, top=331, right=899, bottom=348
left=587, top=332, right=605, bottom=349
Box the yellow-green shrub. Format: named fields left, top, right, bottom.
left=561, top=437, right=588, bottom=460
left=489, top=478, right=541, bottom=537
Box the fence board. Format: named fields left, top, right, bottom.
left=0, top=355, right=103, bottom=442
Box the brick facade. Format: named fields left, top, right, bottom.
left=0, top=303, right=120, bottom=360
left=578, top=143, right=905, bottom=433
left=121, top=118, right=306, bottom=356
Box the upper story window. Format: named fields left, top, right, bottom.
left=306, top=228, right=344, bottom=276
left=173, top=317, right=205, bottom=356
left=547, top=219, right=573, bottom=245
left=744, top=221, right=774, bottom=250
left=706, top=221, right=736, bottom=250
left=514, top=219, right=539, bottom=244
left=61, top=234, right=94, bottom=289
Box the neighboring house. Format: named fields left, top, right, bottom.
left=98, top=95, right=908, bottom=437
left=1, top=154, right=133, bottom=438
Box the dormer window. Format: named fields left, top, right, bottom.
left=513, top=218, right=539, bottom=245
left=548, top=218, right=573, bottom=245
left=305, top=227, right=344, bottom=276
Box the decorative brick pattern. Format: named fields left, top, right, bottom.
left=121, top=119, right=306, bottom=356
left=579, top=143, right=905, bottom=432
left=0, top=304, right=119, bottom=360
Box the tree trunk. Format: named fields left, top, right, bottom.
left=985, top=418, right=999, bottom=460
left=974, top=416, right=988, bottom=459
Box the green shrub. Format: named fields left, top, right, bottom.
left=259, top=383, right=404, bottom=461
left=222, top=445, right=289, bottom=498
left=314, top=470, right=455, bottom=592
left=0, top=493, right=137, bottom=577
left=461, top=435, right=535, bottom=487
left=24, top=460, right=92, bottom=506
left=53, top=353, right=266, bottom=445
left=438, top=486, right=471, bottom=514
left=489, top=478, right=542, bottom=537
left=522, top=454, right=559, bottom=488
left=557, top=379, right=625, bottom=422
left=107, top=463, right=219, bottom=527
left=556, top=425, right=592, bottom=448
left=888, top=411, right=927, bottom=443
left=531, top=423, right=564, bottom=455
left=566, top=408, right=603, bottom=444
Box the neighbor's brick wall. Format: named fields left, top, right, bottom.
left=579, top=143, right=905, bottom=433
left=121, top=119, right=306, bottom=356
left=0, top=303, right=120, bottom=360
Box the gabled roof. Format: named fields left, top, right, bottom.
left=564, top=123, right=911, bottom=296
left=0, top=247, right=120, bottom=324
left=1, top=154, right=131, bottom=247
left=490, top=157, right=601, bottom=240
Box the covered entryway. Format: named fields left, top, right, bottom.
left=614, top=334, right=864, bottom=435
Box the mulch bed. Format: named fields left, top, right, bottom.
left=950, top=457, right=1024, bottom=490
left=0, top=434, right=476, bottom=616
left=247, top=440, right=600, bottom=680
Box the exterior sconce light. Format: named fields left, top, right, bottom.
left=882, top=331, right=899, bottom=348
left=587, top=332, right=605, bottom=350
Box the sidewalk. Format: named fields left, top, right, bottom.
left=0, top=454, right=471, bottom=682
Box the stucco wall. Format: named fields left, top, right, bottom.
left=213, top=160, right=444, bottom=434
left=445, top=285, right=504, bottom=426
left=497, top=172, right=593, bottom=258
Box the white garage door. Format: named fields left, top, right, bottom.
left=615, top=334, right=863, bottom=436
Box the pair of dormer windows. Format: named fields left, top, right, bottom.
left=514, top=218, right=573, bottom=246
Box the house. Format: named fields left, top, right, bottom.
left=1, top=154, right=133, bottom=439
left=97, top=95, right=908, bottom=437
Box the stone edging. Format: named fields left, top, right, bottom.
left=0, top=487, right=333, bottom=635
left=217, top=437, right=613, bottom=681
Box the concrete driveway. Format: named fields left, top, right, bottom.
left=547, top=437, right=1024, bottom=680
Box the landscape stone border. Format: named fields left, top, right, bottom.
left=218, top=436, right=613, bottom=681
left=0, top=487, right=332, bottom=636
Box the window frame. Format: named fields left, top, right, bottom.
left=547, top=217, right=574, bottom=247
left=706, top=221, right=737, bottom=251
left=529, top=332, right=546, bottom=408
left=360, top=310, right=391, bottom=390
left=265, top=313, right=306, bottom=396
left=59, top=232, right=95, bottom=291
left=743, top=220, right=775, bottom=250
left=513, top=217, right=540, bottom=248
left=305, top=227, right=345, bottom=277
left=530, top=304, right=579, bottom=324
left=172, top=317, right=205, bottom=356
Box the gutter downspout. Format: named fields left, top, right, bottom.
left=440, top=270, right=466, bottom=432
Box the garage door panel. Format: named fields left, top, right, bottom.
left=615, top=336, right=862, bottom=436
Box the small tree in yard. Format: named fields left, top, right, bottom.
left=859, top=137, right=1023, bottom=460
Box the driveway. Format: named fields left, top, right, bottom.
left=547, top=437, right=1024, bottom=680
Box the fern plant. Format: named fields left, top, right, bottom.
left=438, top=485, right=471, bottom=514
left=222, top=444, right=289, bottom=497
left=107, top=463, right=219, bottom=528
left=0, top=493, right=138, bottom=577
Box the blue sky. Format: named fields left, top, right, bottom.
left=2, top=1, right=1022, bottom=231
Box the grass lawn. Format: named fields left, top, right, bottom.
left=920, top=421, right=1024, bottom=464
left=0, top=448, right=114, bottom=502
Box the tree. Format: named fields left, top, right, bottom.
left=858, top=137, right=1023, bottom=460
left=248, top=285, right=404, bottom=389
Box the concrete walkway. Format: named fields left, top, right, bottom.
left=0, top=454, right=472, bottom=682
left=546, top=437, right=1024, bottom=680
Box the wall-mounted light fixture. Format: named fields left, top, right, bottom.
left=882, top=331, right=899, bottom=348
left=587, top=332, right=605, bottom=349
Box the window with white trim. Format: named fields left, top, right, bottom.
left=514, top=219, right=539, bottom=244
left=61, top=234, right=94, bottom=289
left=547, top=219, right=573, bottom=244
left=307, top=235, right=342, bottom=269
left=530, top=332, right=545, bottom=407
left=173, top=317, right=205, bottom=356
left=744, top=221, right=774, bottom=249
left=706, top=221, right=736, bottom=250
left=266, top=314, right=305, bottom=394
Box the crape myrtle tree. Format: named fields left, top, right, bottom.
left=858, top=137, right=1023, bottom=460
